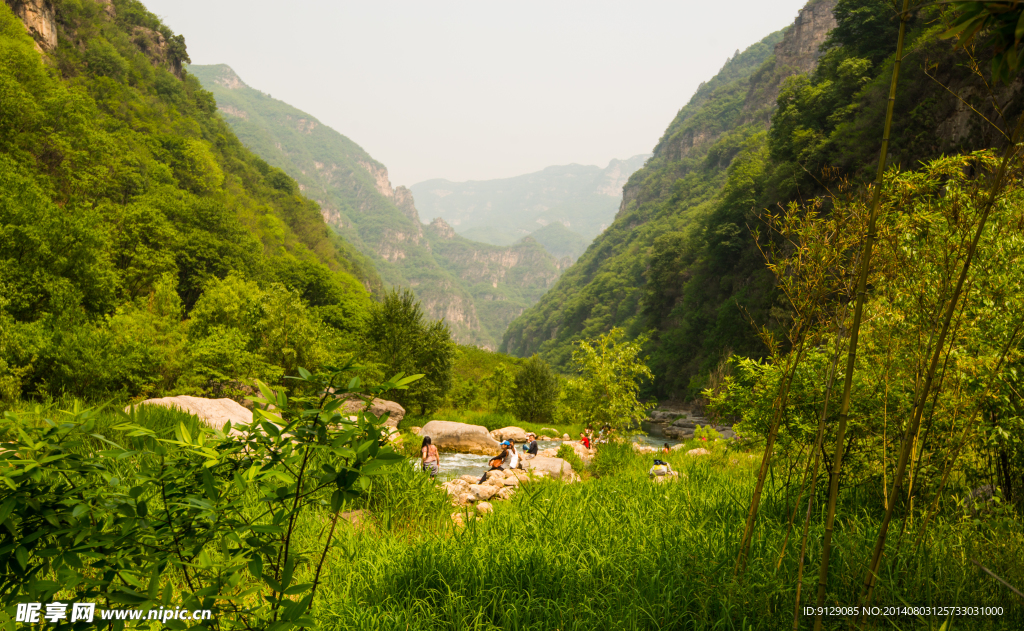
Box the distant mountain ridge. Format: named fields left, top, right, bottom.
left=191, top=64, right=565, bottom=349
left=411, top=155, right=648, bottom=261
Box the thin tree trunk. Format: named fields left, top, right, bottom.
left=735, top=338, right=807, bottom=575
left=859, top=110, right=1024, bottom=612
left=792, top=335, right=844, bottom=630
left=812, top=4, right=911, bottom=627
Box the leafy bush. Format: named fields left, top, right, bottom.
left=556, top=442, right=584, bottom=474
left=511, top=355, right=560, bottom=425
left=559, top=328, right=655, bottom=430
left=693, top=424, right=721, bottom=441
left=0, top=367, right=420, bottom=628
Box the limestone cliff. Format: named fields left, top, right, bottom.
left=5, top=0, right=56, bottom=51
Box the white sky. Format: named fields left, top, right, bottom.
left=145, top=0, right=809, bottom=186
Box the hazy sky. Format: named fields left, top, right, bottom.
left=145, top=0, right=809, bottom=186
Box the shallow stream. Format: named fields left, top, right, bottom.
left=413, top=435, right=686, bottom=480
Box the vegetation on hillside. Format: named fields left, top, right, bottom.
left=0, top=0, right=387, bottom=402
left=502, top=0, right=1023, bottom=403
left=190, top=64, right=566, bottom=350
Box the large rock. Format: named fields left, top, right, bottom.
left=526, top=456, right=574, bottom=481
left=469, top=484, right=500, bottom=501
left=420, top=420, right=501, bottom=455
left=128, top=396, right=253, bottom=435
left=340, top=397, right=405, bottom=428
left=491, top=426, right=529, bottom=443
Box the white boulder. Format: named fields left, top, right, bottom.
left=420, top=420, right=501, bottom=455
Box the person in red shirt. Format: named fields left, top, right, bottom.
left=580, top=432, right=591, bottom=449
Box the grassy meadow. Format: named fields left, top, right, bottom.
left=3, top=399, right=1020, bottom=631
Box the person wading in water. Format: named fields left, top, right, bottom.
left=421, top=436, right=439, bottom=478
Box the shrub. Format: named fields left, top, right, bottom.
left=556, top=443, right=584, bottom=474
left=511, top=355, right=560, bottom=425
left=694, top=424, right=721, bottom=441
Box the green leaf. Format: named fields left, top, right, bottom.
left=201, top=468, right=218, bottom=501
left=0, top=497, right=22, bottom=523
left=262, top=572, right=283, bottom=593
left=14, top=546, right=28, bottom=570
left=248, top=555, right=263, bottom=578
left=176, top=422, right=193, bottom=445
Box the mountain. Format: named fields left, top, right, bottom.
left=410, top=155, right=649, bottom=261
left=191, top=64, right=566, bottom=349
left=502, top=0, right=1019, bottom=398
left=0, top=0, right=377, bottom=400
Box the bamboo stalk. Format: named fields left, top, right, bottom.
left=792, top=331, right=844, bottom=630
left=812, top=3, right=912, bottom=627
left=859, top=111, right=1024, bottom=613
left=734, top=337, right=807, bottom=575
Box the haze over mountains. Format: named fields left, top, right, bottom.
left=410, top=155, right=649, bottom=262
left=191, top=64, right=639, bottom=349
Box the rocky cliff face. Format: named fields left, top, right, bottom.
left=650, top=0, right=836, bottom=170
left=746, top=0, right=838, bottom=113
left=622, top=0, right=835, bottom=220
left=5, top=0, right=57, bottom=52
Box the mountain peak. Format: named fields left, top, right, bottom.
left=204, top=64, right=248, bottom=90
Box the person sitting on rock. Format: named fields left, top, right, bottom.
left=663, top=443, right=671, bottom=454
left=649, top=459, right=674, bottom=478
left=580, top=432, right=591, bottom=449
left=420, top=436, right=439, bottom=478
left=480, top=441, right=510, bottom=484
left=508, top=441, right=522, bottom=470
left=525, top=433, right=539, bottom=459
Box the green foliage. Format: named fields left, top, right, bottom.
left=822, top=0, right=902, bottom=67
left=0, top=367, right=420, bottom=628
left=0, top=2, right=374, bottom=400
left=510, top=355, right=560, bottom=425
left=555, top=442, right=584, bottom=474
left=559, top=328, right=655, bottom=430
left=942, top=1, right=1024, bottom=82
left=693, top=424, right=721, bottom=441
left=364, top=289, right=455, bottom=415
left=504, top=2, right=1022, bottom=401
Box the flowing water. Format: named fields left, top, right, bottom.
left=413, top=435, right=686, bottom=480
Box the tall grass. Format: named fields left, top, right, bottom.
left=6, top=400, right=1020, bottom=630
left=313, top=445, right=1022, bottom=630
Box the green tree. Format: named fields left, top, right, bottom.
left=562, top=328, right=655, bottom=430
left=511, top=355, right=560, bottom=425
left=484, top=364, right=516, bottom=412
left=365, top=288, right=455, bottom=414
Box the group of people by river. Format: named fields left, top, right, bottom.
left=419, top=425, right=624, bottom=480
left=418, top=433, right=541, bottom=480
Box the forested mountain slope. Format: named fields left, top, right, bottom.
left=410, top=155, right=649, bottom=259
left=502, top=0, right=1022, bottom=398
left=0, top=0, right=375, bottom=401
left=192, top=64, right=565, bottom=349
